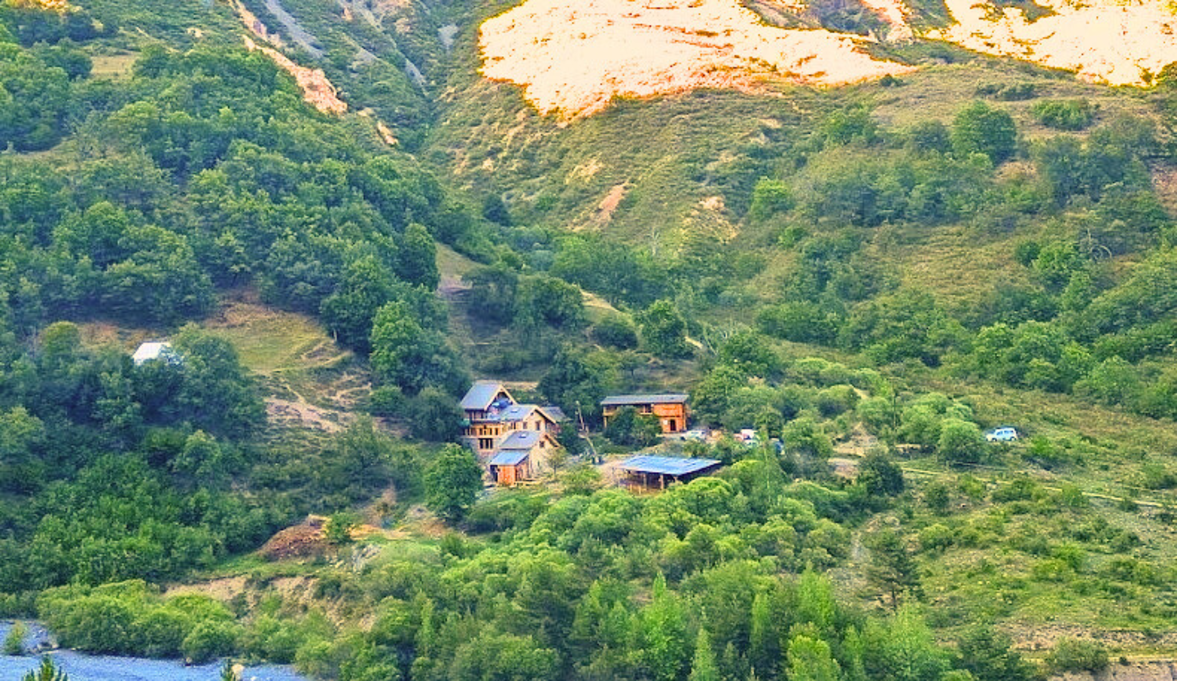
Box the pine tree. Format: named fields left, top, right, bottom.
left=634, top=574, right=689, bottom=681
left=748, top=593, right=777, bottom=678
left=689, top=628, right=720, bottom=681
left=797, top=570, right=837, bottom=633
left=842, top=626, right=868, bottom=681
left=884, top=605, right=948, bottom=681
left=866, top=529, right=922, bottom=610
left=416, top=598, right=436, bottom=658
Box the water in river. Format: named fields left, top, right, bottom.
left=0, top=622, right=307, bottom=681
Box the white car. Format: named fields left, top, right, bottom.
left=985, top=427, right=1019, bottom=443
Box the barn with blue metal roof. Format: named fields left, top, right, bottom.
left=618, top=455, right=721, bottom=489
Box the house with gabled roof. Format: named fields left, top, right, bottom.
left=459, top=381, right=566, bottom=479
left=460, top=380, right=515, bottom=421
left=488, top=430, right=560, bottom=486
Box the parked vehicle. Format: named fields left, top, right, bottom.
left=985, top=427, right=1019, bottom=442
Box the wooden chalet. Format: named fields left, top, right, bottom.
left=601, top=393, right=689, bottom=433
left=459, top=381, right=566, bottom=480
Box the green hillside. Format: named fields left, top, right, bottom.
left=3, top=0, right=1177, bottom=679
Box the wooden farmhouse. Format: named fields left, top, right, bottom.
left=459, top=380, right=565, bottom=485
left=601, top=393, right=689, bottom=434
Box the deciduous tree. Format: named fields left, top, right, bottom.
left=424, top=444, right=483, bottom=522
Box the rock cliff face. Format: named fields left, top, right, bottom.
left=1057, top=661, right=1177, bottom=681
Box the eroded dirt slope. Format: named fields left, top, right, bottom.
left=478, top=0, right=913, bottom=118
left=933, top=0, right=1177, bottom=86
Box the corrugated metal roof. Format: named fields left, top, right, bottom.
left=461, top=381, right=510, bottom=410
left=618, top=455, right=720, bottom=476
left=489, top=449, right=529, bottom=466
left=498, top=430, right=542, bottom=450
left=601, top=394, right=688, bottom=406
left=133, top=341, right=181, bottom=366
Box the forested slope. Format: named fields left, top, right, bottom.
left=0, top=0, right=483, bottom=604
left=4, top=0, right=1177, bottom=679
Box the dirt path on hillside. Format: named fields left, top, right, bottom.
left=266, top=397, right=348, bottom=432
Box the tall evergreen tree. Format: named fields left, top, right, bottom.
left=867, top=529, right=922, bottom=609
left=689, top=628, right=720, bottom=681
left=633, top=574, right=689, bottom=681
left=748, top=592, right=777, bottom=679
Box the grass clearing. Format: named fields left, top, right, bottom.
left=203, top=293, right=337, bottom=376
left=90, top=53, right=138, bottom=80
left=868, top=59, right=1156, bottom=139
left=871, top=222, right=1031, bottom=313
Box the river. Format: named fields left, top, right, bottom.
left=0, top=623, right=308, bottom=681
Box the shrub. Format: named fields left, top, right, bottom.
left=592, top=315, right=639, bottom=350
left=749, top=178, right=795, bottom=220
left=992, top=476, right=1041, bottom=502
left=1013, top=240, right=1041, bottom=267
left=958, top=475, right=986, bottom=500
left=1046, top=638, right=1108, bottom=673
left=937, top=419, right=986, bottom=465
left=815, top=385, right=859, bottom=418
left=1031, top=99, right=1096, bottom=131
left=325, top=512, right=359, bottom=546
left=1058, top=483, right=1088, bottom=508
left=919, top=523, right=954, bottom=552
left=181, top=620, right=242, bottom=664
left=952, top=101, right=1018, bottom=163
left=604, top=406, right=662, bottom=448
left=367, top=386, right=405, bottom=417
left=858, top=451, right=905, bottom=497
left=906, top=120, right=951, bottom=154
left=1140, top=463, right=1177, bottom=490
left=4, top=621, right=26, bottom=655
left=923, top=481, right=950, bottom=513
